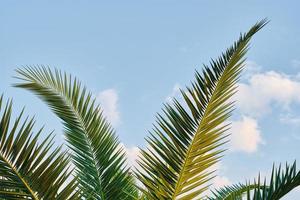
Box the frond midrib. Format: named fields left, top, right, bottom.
left=171, top=69, right=223, bottom=199
left=31, top=81, right=105, bottom=199
left=172, top=43, right=244, bottom=199
left=0, top=152, right=40, bottom=200
left=68, top=101, right=104, bottom=199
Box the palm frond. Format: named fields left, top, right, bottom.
left=208, top=161, right=300, bottom=200
left=0, top=95, right=79, bottom=200
left=246, top=161, right=300, bottom=200
left=14, top=67, right=137, bottom=199
left=135, top=19, right=268, bottom=200
left=207, top=183, right=260, bottom=200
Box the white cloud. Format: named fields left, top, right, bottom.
left=166, top=83, right=182, bottom=102
left=232, top=61, right=300, bottom=153
left=242, top=60, right=262, bottom=79
left=97, top=89, right=121, bottom=126
left=209, top=163, right=231, bottom=188
left=213, top=176, right=231, bottom=188
left=236, top=71, right=300, bottom=117
left=280, top=114, right=300, bottom=125
left=200, top=163, right=231, bottom=197
left=230, top=116, right=264, bottom=153
left=124, top=145, right=141, bottom=168
left=118, top=143, right=141, bottom=170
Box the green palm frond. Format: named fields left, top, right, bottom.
left=208, top=161, right=300, bottom=200
left=14, top=67, right=137, bottom=199
left=245, top=161, right=300, bottom=200
left=135, top=19, right=268, bottom=200
left=207, top=183, right=260, bottom=200
left=0, top=95, right=79, bottom=200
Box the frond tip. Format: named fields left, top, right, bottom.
left=136, top=19, right=268, bottom=200
left=248, top=161, right=300, bottom=200
left=0, top=95, right=79, bottom=200
left=208, top=161, right=300, bottom=200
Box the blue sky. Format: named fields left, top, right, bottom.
left=1, top=1, right=300, bottom=198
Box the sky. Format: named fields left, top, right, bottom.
left=1, top=1, right=300, bottom=199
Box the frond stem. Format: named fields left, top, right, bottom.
left=0, top=153, right=40, bottom=200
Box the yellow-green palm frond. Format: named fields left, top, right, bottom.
left=14, top=67, right=137, bottom=199
left=0, top=95, right=79, bottom=200
left=136, top=19, right=268, bottom=200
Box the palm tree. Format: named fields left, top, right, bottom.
left=0, top=19, right=298, bottom=199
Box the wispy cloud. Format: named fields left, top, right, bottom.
left=124, top=145, right=141, bottom=168
left=201, top=163, right=231, bottom=196
left=165, top=83, right=182, bottom=102
left=242, top=60, right=262, bottom=79
left=280, top=114, right=300, bottom=125
left=96, top=89, right=121, bottom=126
left=212, top=176, right=231, bottom=189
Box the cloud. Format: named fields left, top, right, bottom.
left=118, top=143, right=142, bottom=170
left=229, top=116, right=264, bottom=153
left=280, top=114, right=300, bottom=125
left=201, top=163, right=231, bottom=197
left=166, top=83, right=182, bottom=102
left=242, top=60, right=262, bottom=79
left=166, top=62, right=300, bottom=119
left=96, top=89, right=120, bottom=126
left=209, top=162, right=231, bottom=188
left=236, top=71, right=300, bottom=117
left=124, top=145, right=141, bottom=168
left=213, top=176, right=231, bottom=188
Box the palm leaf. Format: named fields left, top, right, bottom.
left=246, top=161, right=300, bottom=200
left=0, top=95, right=79, bottom=200
left=14, top=67, right=137, bottom=199
left=208, top=161, right=300, bottom=200
left=135, top=19, right=268, bottom=200
left=207, top=183, right=261, bottom=200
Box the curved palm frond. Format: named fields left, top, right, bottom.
left=0, top=95, right=79, bottom=200
left=135, top=19, right=268, bottom=200
left=245, top=161, right=300, bottom=200
left=14, top=67, right=137, bottom=199
left=207, top=183, right=260, bottom=200
left=208, top=161, right=300, bottom=200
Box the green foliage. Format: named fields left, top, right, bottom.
left=0, top=96, right=79, bottom=200
left=208, top=183, right=262, bottom=200
left=247, top=161, right=300, bottom=200
left=14, top=67, right=137, bottom=199
left=135, top=20, right=268, bottom=200
left=0, top=18, right=296, bottom=200
left=208, top=162, right=300, bottom=200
